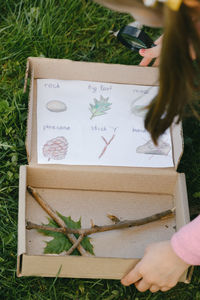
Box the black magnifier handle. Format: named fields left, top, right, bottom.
left=117, top=25, right=156, bottom=52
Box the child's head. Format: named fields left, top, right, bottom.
left=95, top=0, right=200, bottom=143
left=95, top=0, right=164, bottom=27
left=145, top=1, right=200, bottom=143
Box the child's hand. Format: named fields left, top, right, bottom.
left=139, top=35, right=163, bottom=67
left=121, top=241, right=190, bottom=293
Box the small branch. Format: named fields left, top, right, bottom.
left=27, top=186, right=66, bottom=228
left=27, top=208, right=175, bottom=236
left=107, top=214, right=120, bottom=224
left=90, top=219, right=95, bottom=228
left=26, top=221, right=64, bottom=233
left=26, top=222, right=85, bottom=256
left=27, top=186, right=92, bottom=257
left=65, top=234, right=84, bottom=255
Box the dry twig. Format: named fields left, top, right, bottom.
left=27, top=208, right=175, bottom=236
left=65, top=234, right=84, bottom=255
left=27, top=186, right=175, bottom=256
left=27, top=186, right=92, bottom=257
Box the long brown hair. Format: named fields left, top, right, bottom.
left=145, top=4, right=200, bottom=144
left=95, top=0, right=200, bottom=143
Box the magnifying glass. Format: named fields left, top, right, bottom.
left=117, top=25, right=155, bottom=52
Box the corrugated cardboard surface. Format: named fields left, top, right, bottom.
left=18, top=57, right=190, bottom=282
left=26, top=164, right=177, bottom=194
left=27, top=57, right=160, bottom=86
left=18, top=165, right=190, bottom=281
left=20, top=255, right=139, bottom=279
left=19, top=165, right=177, bottom=277
left=26, top=186, right=175, bottom=258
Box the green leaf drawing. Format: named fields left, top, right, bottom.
left=89, top=95, right=112, bottom=119
left=38, top=213, right=94, bottom=255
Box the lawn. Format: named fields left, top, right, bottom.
left=0, top=0, right=200, bottom=299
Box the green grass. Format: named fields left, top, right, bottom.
left=0, top=0, right=200, bottom=299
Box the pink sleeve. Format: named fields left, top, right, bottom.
left=171, top=215, right=200, bottom=265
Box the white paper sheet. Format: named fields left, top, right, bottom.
left=37, top=79, right=174, bottom=168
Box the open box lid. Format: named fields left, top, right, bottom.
left=25, top=57, right=183, bottom=172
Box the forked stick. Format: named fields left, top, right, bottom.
left=27, top=186, right=92, bottom=257
left=27, top=186, right=175, bottom=256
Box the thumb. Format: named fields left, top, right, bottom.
left=121, top=263, right=142, bottom=286
left=139, top=44, right=161, bottom=59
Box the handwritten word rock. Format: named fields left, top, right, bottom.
left=44, top=82, right=60, bottom=88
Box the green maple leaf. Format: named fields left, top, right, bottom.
left=89, top=95, right=112, bottom=119
left=38, top=213, right=94, bottom=255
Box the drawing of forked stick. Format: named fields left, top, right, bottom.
left=98, top=128, right=117, bottom=159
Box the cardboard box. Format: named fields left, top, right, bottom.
left=17, top=57, right=192, bottom=282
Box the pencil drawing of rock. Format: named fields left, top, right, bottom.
left=43, top=136, right=68, bottom=161
left=46, top=100, right=67, bottom=112
left=136, top=139, right=171, bottom=156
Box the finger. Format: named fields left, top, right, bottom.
left=121, top=265, right=142, bottom=286
left=189, top=43, right=196, bottom=60
left=150, top=285, right=160, bottom=293
left=139, top=56, right=153, bottom=66
left=160, top=286, right=171, bottom=292
left=135, top=279, right=151, bottom=292
left=139, top=45, right=161, bottom=59
left=152, top=57, right=160, bottom=67
left=154, top=35, right=163, bottom=45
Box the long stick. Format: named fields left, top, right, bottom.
left=27, top=186, right=92, bottom=257
left=26, top=208, right=175, bottom=236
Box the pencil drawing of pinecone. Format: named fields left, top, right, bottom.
left=43, top=136, right=68, bottom=161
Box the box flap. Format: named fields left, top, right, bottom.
left=174, top=173, right=190, bottom=230
left=18, top=166, right=27, bottom=256
left=174, top=173, right=191, bottom=283
left=26, top=57, right=159, bottom=86
left=170, top=120, right=184, bottom=170
left=25, top=57, right=183, bottom=171
left=17, top=166, right=27, bottom=276
left=26, top=67, right=34, bottom=163
left=20, top=255, right=139, bottom=279
left=26, top=164, right=177, bottom=194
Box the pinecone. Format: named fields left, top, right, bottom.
left=43, top=136, right=68, bottom=161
